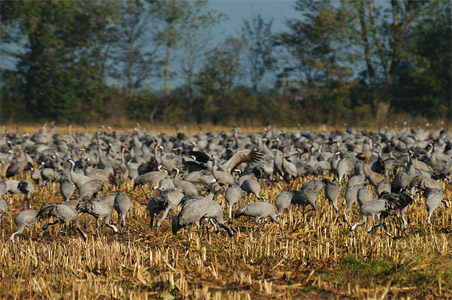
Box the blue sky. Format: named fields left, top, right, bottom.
left=1, top=1, right=302, bottom=90
left=210, top=0, right=299, bottom=37
left=168, top=0, right=300, bottom=88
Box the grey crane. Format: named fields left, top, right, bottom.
left=335, top=157, right=354, bottom=185
left=343, top=182, right=365, bottom=223
left=300, top=179, right=326, bottom=195
left=158, top=178, right=176, bottom=191
left=6, top=149, right=33, bottom=178
left=357, top=187, right=373, bottom=206
left=347, top=163, right=366, bottom=188
left=5, top=179, right=22, bottom=195
left=84, top=192, right=119, bottom=227
left=41, top=167, right=63, bottom=185
left=76, top=200, right=118, bottom=235
left=134, top=168, right=168, bottom=188
left=38, top=203, right=87, bottom=240
left=391, top=156, right=417, bottom=193
left=0, top=181, right=6, bottom=198
left=147, top=189, right=184, bottom=230
left=358, top=152, right=386, bottom=187
left=173, top=167, right=198, bottom=196
left=201, top=199, right=234, bottom=238
left=31, top=165, right=44, bottom=186
left=94, top=192, right=118, bottom=208
left=218, top=149, right=263, bottom=174
left=291, top=188, right=318, bottom=213
left=351, top=193, right=414, bottom=233
left=0, top=198, right=7, bottom=229
left=281, top=147, right=298, bottom=181
left=60, top=180, right=76, bottom=202
left=109, top=146, right=129, bottom=188
left=292, top=179, right=327, bottom=213
left=10, top=209, right=39, bottom=242
left=376, top=179, right=391, bottom=197
left=18, top=180, right=35, bottom=209
left=272, top=146, right=285, bottom=181
left=224, top=183, right=245, bottom=222
left=113, top=192, right=131, bottom=228
left=157, top=145, right=181, bottom=173
left=5, top=180, right=33, bottom=208
left=172, top=190, right=233, bottom=241
left=410, top=174, right=443, bottom=192
left=68, top=158, right=93, bottom=189
left=323, top=179, right=339, bottom=212
left=210, top=156, right=235, bottom=187
left=78, top=179, right=103, bottom=199
left=234, top=201, right=282, bottom=231
left=274, top=191, right=294, bottom=217
left=423, top=188, right=449, bottom=224
left=240, top=178, right=266, bottom=201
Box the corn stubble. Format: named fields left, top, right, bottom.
left=1, top=174, right=451, bottom=300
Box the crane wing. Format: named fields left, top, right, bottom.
left=189, top=150, right=211, bottom=164
left=221, top=149, right=263, bottom=174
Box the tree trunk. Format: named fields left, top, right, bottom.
left=25, top=29, right=44, bottom=116
left=368, top=0, right=391, bottom=86
left=164, top=43, right=171, bottom=96
left=358, top=0, right=375, bottom=87
left=358, top=0, right=377, bottom=108
left=389, top=0, right=413, bottom=81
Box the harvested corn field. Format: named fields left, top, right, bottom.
left=0, top=125, right=451, bottom=299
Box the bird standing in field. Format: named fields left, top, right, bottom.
left=240, top=178, right=266, bottom=201
left=224, top=184, right=245, bottom=223
left=423, top=188, right=449, bottom=224
left=173, top=168, right=198, bottom=196
left=0, top=198, right=8, bottom=230
left=113, top=192, right=131, bottom=228
left=60, top=180, right=76, bottom=202
left=274, top=191, right=294, bottom=217
left=210, top=156, right=235, bottom=188
left=323, top=179, right=339, bottom=212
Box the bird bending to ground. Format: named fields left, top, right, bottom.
left=76, top=200, right=118, bottom=235
left=38, top=203, right=87, bottom=240
left=10, top=209, right=39, bottom=242
left=234, top=201, right=283, bottom=232
left=172, top=190, right=233, bottom=242
left=351, top=193, right=414, bottom=233
left=147, top=190, right=184, bottom=231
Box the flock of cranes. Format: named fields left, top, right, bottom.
left=0, top=123, right=450, bottom=243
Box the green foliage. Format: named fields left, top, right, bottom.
left=195, top=37, right=242, bottom=97
left=240, top=14, right=277, bottom=91
left=1, top=0, right=117, bottom=122
left=0, top=0, right=449, bottom=126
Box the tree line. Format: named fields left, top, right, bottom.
left=1, top=0, right=450, bottom=127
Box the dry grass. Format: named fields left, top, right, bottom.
left=1, top=174, right=451, bottom=300
left=0, top=125, right=451, bottom=299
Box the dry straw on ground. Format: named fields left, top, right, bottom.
left=0, top=125, right=451, bottom=299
